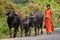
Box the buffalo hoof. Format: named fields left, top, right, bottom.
left=41, top=31, right=43, bottom=35
left=20, top=35, right=23, bottom=37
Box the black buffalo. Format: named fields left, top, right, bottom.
left=6, top=10, right=20, bottom=38
left=20, top=16, right=31, bottom=37
left=30, top=10, right=44, bottom=35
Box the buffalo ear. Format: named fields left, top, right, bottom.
left=6, top=12, right=9, bottom=16
left=6, top=13, right=8, bottom=16
left=6, top=11, right=10, bottom=16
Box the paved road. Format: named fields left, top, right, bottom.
left=2, top=28, right=60, bottom=40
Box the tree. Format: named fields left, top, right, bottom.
left=12, top=0, right=30, bottom=4
left=55, top=0, right=60, bottom=4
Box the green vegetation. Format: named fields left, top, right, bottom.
left=0, top=0, right=60, bottom=39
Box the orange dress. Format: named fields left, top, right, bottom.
left=45, top=9, right=54, bottom=33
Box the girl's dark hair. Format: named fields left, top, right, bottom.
left=46, top=4, right=50, bottom=7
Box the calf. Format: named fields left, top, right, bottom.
left=20, top=16, right=31, bottom=37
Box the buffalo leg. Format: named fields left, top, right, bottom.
left=35, top=26, right=37, bottom=36
left=29, top=27, right=31, bottom=36
left=38, top=25, right=40, bottom=35
left=9, top=28, right=12, bottom=38
left=25, top=28, right=28, bottom=36
left=40, top=24, right=43, bottom=35
left=21, top=29, right=23, bottom=37
left=13, top=27, right=18, bottom=38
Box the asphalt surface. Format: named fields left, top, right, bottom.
left=2, top=28, right=60, bottom=40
